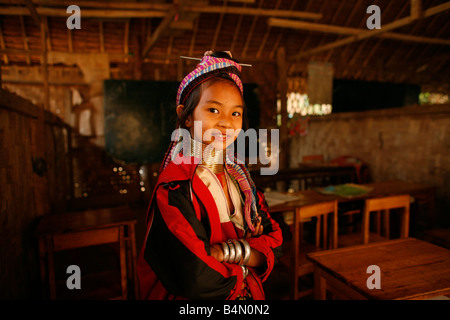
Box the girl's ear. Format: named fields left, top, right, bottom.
left=176, top=104, right=184, bottom=118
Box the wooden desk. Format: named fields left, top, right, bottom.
left=307, top=238, right=450, bottom=300
left=268, top=180, right=436, bottom=227
left=35, top=206, right=138, bottom=300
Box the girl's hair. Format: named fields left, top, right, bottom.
left=176, top=51, right=249, bottom=131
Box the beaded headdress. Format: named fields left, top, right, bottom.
left=176, top=52, right=244, bottom=106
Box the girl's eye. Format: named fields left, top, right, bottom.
left=208, top=108, right=219, bottom=114
left=232, top=111, right=241, bottom=117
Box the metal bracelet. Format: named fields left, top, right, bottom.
left=221, top=242, right=229, bottom=263
left=239, top=239, right=251, bottom=265
left=227, top=240, right=235, bottom=263
left=232, top=239, right=243, bottom=264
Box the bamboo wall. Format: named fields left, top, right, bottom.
left=0, top=89, right=71, bottom=299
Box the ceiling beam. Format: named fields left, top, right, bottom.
left=19, top=16, right=31, bottom=65
left=269, top=0, right=300, bottom=59
left=0, top=0, right=255, bottom=9
left=241, top=0, right=263, bottom=58
left=383, top=1, right=417, bottom=68
left=0, top=0, right=169, bottom=10
left=322, top=0, right=347, bottom=62
left=185, top=4, right=321, bottom=20
left=360, top=0, right=403, bottom=68
left=0, top=48, right=275, bottom=65
left=0, top=3, right=322, bottom=20
left=290, top=1, right=450, bottom=60
left=0, top=6, right=167, bottom=18
left=211, top=1, right=227, bottom=51
left=124, top=20, right=130, bottom=63
left=256, top=0, right=282, bottom=59
left=141, top=9, right=176, bottom=58
left=22, top=0, right=41, bottom=26
left=188, top=18, right=199, bottom=57
left=99, top=22, right=104, bottom=53
left=223, top=0, right=255, bottom=3
left=268, top=18, right=450, bottom=46
left=410, top=0, right=423, bottom=20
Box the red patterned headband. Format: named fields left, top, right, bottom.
left=176, top=54, right=244, bottom=106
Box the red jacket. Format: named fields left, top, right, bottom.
left=137, top=154, right=283, bottom=300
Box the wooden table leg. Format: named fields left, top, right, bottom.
left=119, top=226, right=127, bottom=299
left=46, top=235, right=56, bottom=300
left=124, top=223, right=139, bottom=299
left=128, top=223, right=139, bottom=299
left=38, top=237, right=48, bottom=298
left=401, top=205, right=410, bottom=239
left=313, top=265, right=326, bottom=300
left=383, top=209, right=390, bottom=238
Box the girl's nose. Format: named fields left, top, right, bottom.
left=217, top=114, right=233, bottom=128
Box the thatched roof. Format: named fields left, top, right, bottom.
left=1, top=0, right=449, bottom=93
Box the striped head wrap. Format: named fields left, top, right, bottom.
left=176, top=54, right=243, bottom=106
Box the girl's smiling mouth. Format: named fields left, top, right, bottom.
left=212, top=132, right=231, bottom=142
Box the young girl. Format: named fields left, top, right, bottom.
left=137, top=51, right=283, bottom=300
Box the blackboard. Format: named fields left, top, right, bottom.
left=332, top=79, right=420, bottom=113
left=104, top=80, right=259, bottom=164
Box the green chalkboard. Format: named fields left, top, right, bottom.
left=104, top=80, right=259, bottom=164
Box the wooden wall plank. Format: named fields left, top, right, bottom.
left=0, top=90, right=70, bottom=298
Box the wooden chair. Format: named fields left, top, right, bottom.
left=44, top=226, right=129, bottom=300
left=362, top=194, right=410, bottom=244
left=338, top=194, right=410, bottom=247
left=36, top=207, right=139, bottom=300
left=293, top=200, right=338, bottom=299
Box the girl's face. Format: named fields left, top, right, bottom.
left=182, top=80, right=244, bottom=150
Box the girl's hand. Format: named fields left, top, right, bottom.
left=210, top=243, right=224, bottom=262
left=245, top=216, right=263, bottom=239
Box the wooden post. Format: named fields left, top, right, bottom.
left=124, top=20, right=130, bottom=63
left=133, top=31, right=142, bottom=80
left=276, top=47, right=288, bottom=170
left=40, top=20, right=49, bottom=110
left=30, top=20, right=50, bottom=217
left=410, top=0, right=423, bottom=20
